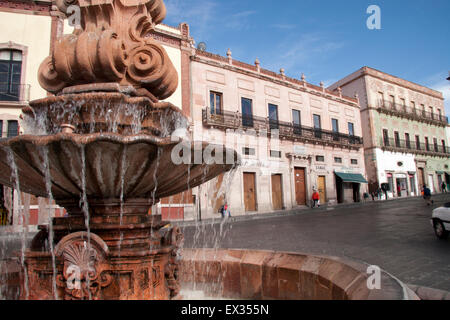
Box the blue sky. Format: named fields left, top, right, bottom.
left=164, top=0, right=450, bottom=114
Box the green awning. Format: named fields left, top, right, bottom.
left=335, top=172, right=368, bottom=184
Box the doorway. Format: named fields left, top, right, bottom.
left=318, top=176, right=327, bottom=203
left=418, top=168, right=425, bottom=189
left=352, top=183, right=360, bottom=202
left=271, top=174, right=283, bottom=210
left=243, top=172, right=257, bottom=212
left=294, top=167, right=306, bottom=205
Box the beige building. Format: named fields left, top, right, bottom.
left=329, top=67, right=450, bottom=198
left=189, top=49, right=368, bottom=219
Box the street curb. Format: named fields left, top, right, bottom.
left=173, top=194, right=450, bottom=228
left=407, top=284, right=450, bottom=300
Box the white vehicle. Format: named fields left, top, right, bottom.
left=431, top=203, right=450, bottom=240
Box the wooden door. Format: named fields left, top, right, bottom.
left=318, top=176, right=327, bottom=203
left=271, top=174, right=283, bottom=210
left=243, top=173, right=257, bottom=212
left=418, top=168, right=424, bottom=189
left=294, top=168, right=306, bottom=205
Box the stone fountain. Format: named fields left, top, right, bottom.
left=0, top=0, right=421, bottom=301
left=0, top=0, right=238, bottom=300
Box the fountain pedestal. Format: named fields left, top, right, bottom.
left=23, top=206, right=183, bottom=300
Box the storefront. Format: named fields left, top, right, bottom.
left=335, top=171, right=368, bottom=203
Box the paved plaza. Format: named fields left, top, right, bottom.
left=182, top=194, right=450, bottom=292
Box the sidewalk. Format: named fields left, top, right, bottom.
left=174, top=193, right=450, bottom=228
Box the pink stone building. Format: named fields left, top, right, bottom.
left=188, top=49, right=368, bottom=219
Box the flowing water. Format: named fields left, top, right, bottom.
left=2, top=94, right=238, bottom=300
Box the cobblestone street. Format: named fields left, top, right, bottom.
left=182, top=194, right=450, bottom=292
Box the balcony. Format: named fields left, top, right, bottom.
left=0, top=83, right=31, bottom=104
left=381, top=137, right=450, bottom=158
left=203, top=108, right=363, bottom=150
left=377, top=101, right=448, bottom=127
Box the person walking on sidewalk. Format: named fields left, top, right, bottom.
left=422, top=185, right=434, bottom=206
left=441, top=181, right=447, bottom=193
left=312, top=190, right=320, bottom=208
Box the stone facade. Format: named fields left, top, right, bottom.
left=189, top=50, right=368, bottom=219
left=329, top=67, right=450, bottom=197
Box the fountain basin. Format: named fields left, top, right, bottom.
left=0, top=133, right=238, bottom=210
left=178, top=249, right=419, bottom=300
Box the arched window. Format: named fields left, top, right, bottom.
left=0, top=49, right=22, bottom=101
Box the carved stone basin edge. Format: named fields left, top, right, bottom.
left=178, top=248, right=420, bottom=300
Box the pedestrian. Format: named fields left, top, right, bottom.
left=422, top=185, right=434, bottom=206
left=441, top=181, right=447, bottom=193
left=376, top=187, right=382, bottom=200
left=219, top=204, right=225, bottom=218
left=312, top=190, right=320, bottom=208
left=225, top=204, right=231, bottom=218
left=363, top=192, right=370, bottom=202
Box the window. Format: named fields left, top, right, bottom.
left=389, top=95, right=395, bottom=109
left=0, top=120, right=2, bottom=138
left=332, top=118, right=339, bottom=141
left=242, top=147, right=255, bottom=156
left=7, top=120, right=18, bottom=137
left=313, top=114, right=321, bottom=138
left=292, top=109, right=301, bottom=135
left=348, top=122, right=355, bottom=136
left=268, top=104, right=279, bottom=130
left=351, top=159, right=358, bottom=165
left=209, top=91, right=222, bottom=114
left=434, top=138, right=439, bottom=152
left=241, top=97, right=253, bottom=127
left=270, top=150, right=281, bottom=158
left=383, top=129, right=389, bottom=146
left=0, top=50, right=22, bottom=102
left=442, top=140, right=447, bottom=153
left=400, top=98, right=406, bottom=111
left=394, top=131, right=400, bottom=148
left=334, top=157, right=343, bottom=164
left=378, top=92, right=384, bottom=108
left=415, top=135, right=421, bottom=150
left=405, top=133, right=411, bottom=149
left=411, top=101, right=416, bottom=112
left=315, top=155, right=325, bottom=162
left=429, top=107, right=434, bottom=119
left=438, top=109, right=442, bottom=121
left=421, top=104, right=425, bottom=116
left=425, top=137, right=430, bottom=151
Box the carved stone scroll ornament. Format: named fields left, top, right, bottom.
left=39, top=0, right=177, bottom=100
left=163, top=226, right=184, bottom=298
left=54, top=232, right=113, bottom=300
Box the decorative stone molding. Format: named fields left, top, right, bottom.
left=38, top=0, right=178, bottom=100
left=54, top=232, right=112, bottom=300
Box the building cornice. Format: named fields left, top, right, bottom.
left=329, top=67, right=444, bottom=101
left=192, top=51, right=360, bottom=109
left=0, top=0, right=51, bottom=16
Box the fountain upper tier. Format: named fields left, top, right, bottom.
left=0, top=133, right=239, bottom=213
left=40, top=0, right=177, bottom=100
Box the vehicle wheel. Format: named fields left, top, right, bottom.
left=434, top=220, right=449, bottom=240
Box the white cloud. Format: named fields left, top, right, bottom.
left=164, top=0, right=219, bottom=40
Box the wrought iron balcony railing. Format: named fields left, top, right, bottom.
left=203, top=108, right=363, bottom=149
left=381, top=137, right=450, bottom=157
left=0, top=83, right=31, bottom=103
left=377, top=100, right=448, bottom=126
